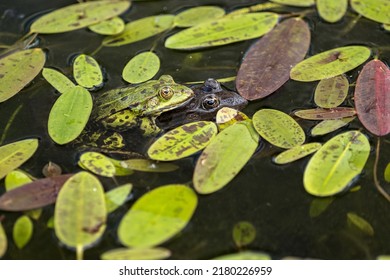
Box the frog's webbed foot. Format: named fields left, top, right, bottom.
left=101, top=109, right=138, bottom=131
left=140, top=117, right=161, bottom=136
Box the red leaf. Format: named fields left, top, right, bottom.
left=354, top=59, right=390, bottom=136
left=236, top=17, right=310, bottom=100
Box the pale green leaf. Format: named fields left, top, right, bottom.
left=351, top=0, right=390, bottom=24
left=106, top=158, right=134, bottom=176
left=105, top=184, right=132, bottom=214
left=0, top=221, right=7, bottom=258
left=0, top=48, right=45, bottom=103
left=304, top=131, right=370, bottom=196
left=213, top=251, right=271, bottom=260
left=79, top=152, right=116, bottom=177
left=174, top=6, right=225, bottom=27
left=119, top=159, right=178, bottom=172
left=42, top=67, right=75, bottom=94
left=270, top=0, right=315, bottom=7
left=48, top=86, right=93, bottom=145
left=73, top=54, right=103, bottom=89
left=0, top=139, right=38, bottom=180
left=5, top=170, right=33, bottom=191
left=347, top=212, right=374, bottom=236
left=274, top=143, right=322, bottom=164
left=316, top=0, right=348, bottom=23
left=88, top=16, right=125, bottom=35
left=311, top=117, right=355, bottom=136
left=13, top=215, right=33, bottom=249
left=118, top=184, right=197, bottom=248
left=232, top=221, right=256, bottom=248
left=314, top=75, right=349, bottom=108
left=122, top=52, right=160, bottom=84
left=101, top=247, right=171, bottom=260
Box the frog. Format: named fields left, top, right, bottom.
left=156, top=78, right=248, bottom=130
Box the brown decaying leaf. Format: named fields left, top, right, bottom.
left=294, top=107, right=356, bottom=120
left=236, top=18, right=310, bottom=100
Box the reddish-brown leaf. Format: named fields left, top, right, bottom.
left=236, top=18, right=310, bottom=100
left=294, top=107, right=356, bottom=120
left=354, top=59, right=390, bottom=136
left=0, top=174, right=72, bottom=211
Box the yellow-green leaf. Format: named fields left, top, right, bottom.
left=118, top=184, right=197, bottom=248
left=0, top=139, right=38, bottom=180
left=347, top=212, right=374, bottom=236
left=88, top=16, right=125, bottom=35
left=13, top=215, right=33, bottom=249
left=26, top=209, right=42, bottom=221
left=101, top=247, right=171, bottom=260
left=122, top=52, right=160, bottom=84
left=252, top=109, right=305, bottom=149
left=0, top=48, right=45, bottom=103
left=73, top=54, right=103, bottom=89
left=290, top=46, right=371, bottom=82
left=105, top=184, right=132, bottom=214
left=0, top=221, right=7, bottom=258
left=274, top=143, right=322, bottom=164
left=216, top=107, right=249, bottom=131
left=311, top=117, right=355, bottom=136
left=316, top=0, right=348, bottom=23
left=304, top=131, right=370, bottom=196
left=377, top=255, right=390, bottom=260
left=30, top=1, right=131, bottom=34
left=213, top=251, right=271, bottom=260
left=48, top=86, right=93, bottom=145
left=351, top=0, right=390, bottom=24
left=384, top=23, right=390, bottom=31
left=120, top=159, right=178, bottom=172
left=107, top=158, right=134, bottom=176
left=42, top=67, right=75, bottom=94
left=309, top=197, right=334, bottom=218
left=5, top=170, right=33, bottom=192
left=148, top=121, right=218, bottom=161
left=232, top=221, right=256, bottom=248
left=314, top=75, right=349, bottom=108
left=270, top=0, right=315, bottom=7
left=174, top=6, right=225, bottom=27
left=103, top=15, right=174, bottom=47
left=79, top=152, right=116, bottom=177
left=385, top=163, right=390, bottom=183
left=165, top=12, right=279, bottom=50
left=295, top=107, right=356, bottom=120
left=54, top=172, right=107, bottom=251
left=193, top=121, right=259, bottom=194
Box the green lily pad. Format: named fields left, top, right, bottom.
left=317, top=0, right=348, bottom=23
left=314, top=75, right=349, bottom=108
left=42, top=68, right=75, bottom=94
left=30, top=1, right=130, bottom=34
left=5, top=170, right=33, bottom=192
left=122, top=52, right=160, bottom=84
left=174, top=6, right=225, bottom=27
left=0, top=139, right=38, bottom=180
left=385, top=163, right=390, bottom=183
left=232, top=221, right=256, bottom=248
left=311, top=117, right=355, bottom=136
left=148, top=121, right=218, bottom=161
left=79, top=152, right=116, bottom=177
left=193, top=121, right=259, bottom=194
left=252, top=109, right=305, bottom=149
left=290, top=46, right=371, bottom=82
left=120, top=159, right=178, bottom=172
left=304, top=131, right=370, bottom=196
left=347, top=212, right=374, bottom=236
left=105, top=184, right=132, bottom=214
left=13, top=215, right=33, bottom=249
left=213, top=251, right=272, bottom=260
left=274, top=143, right=322, bottom=164
left=0, top=221, right=7, bottom=258
left=101, top=247, right=171, bottom=260
left=0, top=48, right=45, bottom=103
left=48, top=86, right=93, bottom=145
left=351, top=0, right=390, bottom=24
left=165, top=12, right=279, bottom=50
left=73, top=54, right=103, bottom=89
left=295, top=107, right=356, bottom=120
left=118, top=184, right=197, bottom=248
left=88, top=16, right=125, bottom=35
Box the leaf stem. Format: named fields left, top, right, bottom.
left=0, top=104, right=23, bottom=145
left=373, top=137, right=390, bottom=202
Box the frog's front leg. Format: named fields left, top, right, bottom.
left=101, top=109, right=138, bottom=131
left=140, top=117, right=161, bottom=136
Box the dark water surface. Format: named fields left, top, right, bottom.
left=0, top=0, right=389, bottom=259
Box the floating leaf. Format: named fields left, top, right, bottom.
left=26, top=209, right=42, bottom=221
left=118, top=184, right=197, bottom=248
left=148, top=121, right=218, bottom=161
left=13, top=215, right=33, bottom=249
left=101, top=247, right=171, bottom=260
left=304, top=131, right=370, bottom=196
left=270, top=0, right=315, bottom=7
left=0, top=221, right=7, bottom=258
left=236, top=18, right=310, bottom=100
left=174, top=6, right=225, bottom=27
left=316, top=0, right=348, bottom=23
left=252, top=109, right=305, bottom=149
left=103, top=15, right=174, bottom=47
left=216, top=107, right=249, bottom=131
left=347, top=212, right=374, bottom=236
left=120, top=159, right=178, bottom=172
left=48, top=86, right=93, bottom=145
left=42, top=68, right=75, bottom=94
left=294, top=107, right=356, bottom=120
left=165, top=12, right=279, bottom=50
left=30, top=1, right=131, bottom=34
left=274, top=143, right=322, bottom=164
left=88, top=16, right=125, bottom=35
left=385, top=163, right=390, bottom=183
left=351, top=0, right=390, bottom=24
left=55, top=172, right=106, bottom=253
left=290, top=46, right=371, bottom=82
left=73, top=54, right=103, bottom=89
left=232, top=221, right=256, bottom=248
left=122, top=52, right=160, bottom=84
left=0, top=139, right=38, bottom=180
left=79, top=152, right=116, bottom=177
left=354, top=59, right=390, bottom=136
left=309, top=197, right=334, bottom=218
left=0, top=48, right=45, bottom=102
left=5, top=170, right=33, bottom=192
left=105, top=184, right=132, bottom=214
left=314, top=75, right=349, bottom=108
left=384, top=23, right=390, bottom=31
left=0, top=174, right=72, bottom=211
left=311, top=117, right=355, bottom=136
left=213, top=251, right=271, bottom=260
left=107, top=159, right=134, bottom=176
left=193, top=121, right=259, bottom=194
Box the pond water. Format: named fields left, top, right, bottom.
left=0, top=0, right=389, bottom=260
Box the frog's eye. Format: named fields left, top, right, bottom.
left=159, top=86, right=174, bottom=100
left=202, top=95, right=220, bottom=109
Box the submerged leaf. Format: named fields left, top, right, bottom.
left=290, top=46, right=371, bottom=82
left=351, top=0, right=390, bottom=24
left=232, top=221, right=256, bottom=248
left=88, top=16, right=125, bottom=35
left=294, top=107, right=356, bottom=120
left=237, top=17, right=310, bottom=100
left=270, top=0, right=315, bottom=7
left=122, top=52, right=160, bottom=84
left=316, top=0, right=348, bottom=23
left=79, top=152, right=116, bottom=177
left=314, top=75, right=349, bottom=108
left=309, top=197, right=334, bottom=218
left=13, top=215, right=33, bottom=249
left=165, top=12, right=279, bottom=50
left=274, top=143, right=322, bottom=164
left=73, top=54, right=103, bottom=89
left=5, top=170, right=33, bottom=192
left=213, top=251, right=271, bottom=260
left=304, top=131, right=370, bottom=196
left=311, top=117, right=355, bottom=136
left=120, top=159, right=178, bottom=172
left=347, top=212, right=374, bottom=236
left=118, top=184, right=197, bottom=248
left=30, top=1, right=130, bottom=34
left=42, top=68, right=75, bottom=94
left=174, top=6, right=225, bottom=27
left=105, top=184, right=132, bottom=214
left=101, top=247, right=171, bottom=260
left=0, top=48, right=45, bottom=103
